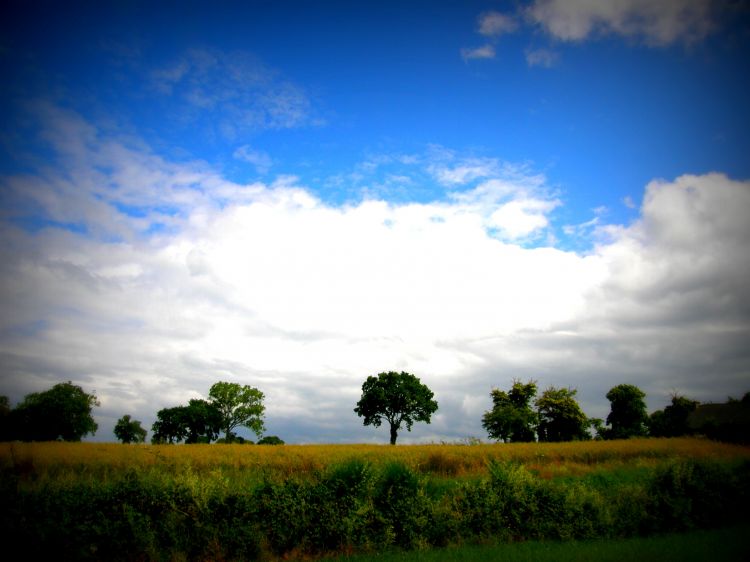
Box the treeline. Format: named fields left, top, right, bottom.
left=1, top=375, right=748, bottom=444
left=481, top=380, right=750, bottom=444
left=353, top=372, right=750, bottom=444
left=0, top=381, right=283, bottom=445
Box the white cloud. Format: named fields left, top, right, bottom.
left=478, top=11, right=518, bottom=37
left=233, top=145, right=273, bottom=174
left=1, top=109, right=748, bottom=444
left=527, top=0, right=717, bottom=46
left=460, top=44, right=496, bottom=61
left=428, top=157, right=500, bottom=185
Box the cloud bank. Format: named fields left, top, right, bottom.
left=1, top=107, right=748, bottom=443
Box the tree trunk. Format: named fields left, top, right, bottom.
left=389, top=423, right=398, bottom=445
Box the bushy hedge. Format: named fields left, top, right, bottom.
left=1, top=459, right=748, bottom=560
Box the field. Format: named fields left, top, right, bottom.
left=1, top=438, right=749, bottom=560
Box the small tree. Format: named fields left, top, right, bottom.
left=208, top=381, right=265, bottom=441
left=10, top=381, right=99, bottom=441
left=257, top=435, right=285, bottom=445
left=605, top=384, right=648, bottom=439
left=114, top=414, right=147, bottom=443
left=535, top=386, right=589, bottom=442
left=482, top=379, right=537, bottom=443
left=354, top=371, right=438, bottom=445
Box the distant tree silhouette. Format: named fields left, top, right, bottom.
left=605, top=384, right=648, bottom=439
left=648, top=394, right=699, bottom=437
left=114, top=414, right=147, bottom=443
left=151, top=406, right=188, bottom=444
left=9, top=381, right=99, bottom=441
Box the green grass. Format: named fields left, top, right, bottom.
left=330, top=524, right=750, bottom=562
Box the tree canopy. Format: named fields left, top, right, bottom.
left=208, top=381, right=265, bottom=441
left=114, top=414, right=147, bottom=444
left=482, top=379, right=537, bottom=443
left=648, top=394, right=700, bottom=438
left=151, top=406, right=188, bottom=444
left=8, top=381, right=99, bottom=441
left=354, top=371, right=438, bottom=445
left=605, top=384, right=648, bottom=439
left=535, top=386, right=589, bottom=442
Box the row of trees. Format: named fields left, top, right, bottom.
left=353, top=372, right=747, bottom=444
left=0, top=380, right=277, bottom=444
left=480, top=380, right=647, bottom=442
left=1, top=375, right=746, bottom=445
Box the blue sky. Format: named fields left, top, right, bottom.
left=1, top=1, right=749, bottom=443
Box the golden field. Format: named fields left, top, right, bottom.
left=2, top=437, right=748, bottom=482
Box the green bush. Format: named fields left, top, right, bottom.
left=2, top=458, right=749, bottom=560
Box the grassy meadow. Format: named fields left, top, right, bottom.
left=1, top=438, right=749, bottom=560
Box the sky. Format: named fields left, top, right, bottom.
left=1, top=0, right=749, bottom=444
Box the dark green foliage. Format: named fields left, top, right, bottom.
left=482, top=379, right=538, bottom=442
left=686, top=397, right=750, bottom=444
left=150, top=400, right=223, bottom=444
left=354, top=371, right=438, bottom=445
left=536, top=386, right=590, bottom=442
left=605, top=384, right=648, bottom=439
left=646, top=460, right=750, bottom=532
left=649, top=395, right=700, bottom=437
left=257, top=435, right=285, bottom=445
left=0, top=471, right=261, bottom=561
left=182, top=399, right=222, bottom=443
left=373, top=463, right=428, bottom=548
left=7, top=381, right=99, bottom=441
left=151, top=407, right=188, bottom=444
left=114, top=414, right=147, bottom=443
left=2, top=458, right=748, bottom=560
left=0, top=395, right=9, bottom=441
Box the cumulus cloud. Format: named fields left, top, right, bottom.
left=1, top=108, right=748, bottom=444
left=526, top=0, right=717, bottom=46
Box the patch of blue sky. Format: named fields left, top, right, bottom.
left=8, top=216, right=89, bottom=236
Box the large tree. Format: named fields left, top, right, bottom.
left=354, top=371, right=438, bottom=445
left=482, top=379, right=538, bottom=442
left=9, top=381, right=99, bottom=441
left=605, top=384, right=648, bottom=439
left=208, top=381, right=265, bottom=441
left=535, top=386, right=589, bottom=442
left=114, top=414, right=148, bottom=444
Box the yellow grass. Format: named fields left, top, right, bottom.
left=2, top=437, right=748, bottom=481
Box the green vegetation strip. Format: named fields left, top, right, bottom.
left=2, top=454, right=749, bottom=561
left=331, top=524, right=750, bottom=562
